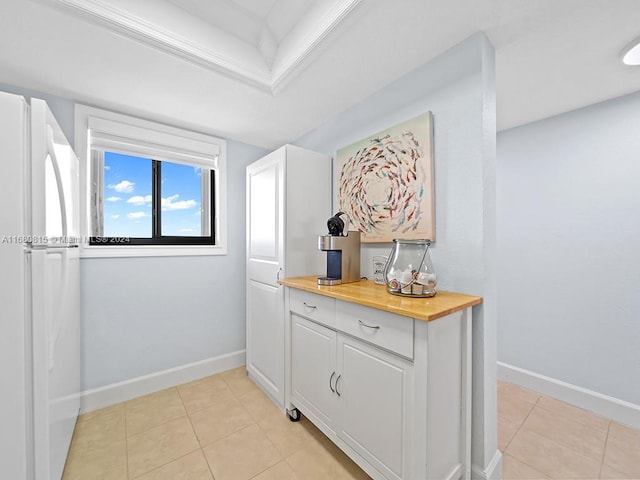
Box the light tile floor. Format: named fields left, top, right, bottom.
left=62, top=367, right=371, bottom=480
left=63, top=370, right=640, bottom=479
left=499, top=380, right=640, bottom=479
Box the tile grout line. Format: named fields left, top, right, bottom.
left=176, top=383, right=219, bottom=480
left=125, top=387, right=194, bottom=440
left=597, top=421, right=612, bottom=480
left=503, top=388, right=620, bottom=480
left=124, top=401, right=130, bottom=480
left=181, top=371, right=262, bottom=478
left=177, top=376, right=219, bottom=480
left=254, top=410, right=288, bottom=460
left=502, top=394, right=541, bottom=453
left=529, top=394, right=612, bottom=468
left=502, top=395, right=555, bottom=478
left=125, top=388, right=201, bottom=479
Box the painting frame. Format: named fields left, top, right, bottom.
left=336, top=112, right=435, bottom=243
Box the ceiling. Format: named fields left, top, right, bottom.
left=1, top=0, right=639, bottom=149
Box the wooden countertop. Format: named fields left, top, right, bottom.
left=278, top=276, right=482, bottom=322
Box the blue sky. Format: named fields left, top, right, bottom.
left=103, top=152, right=203, bottom=237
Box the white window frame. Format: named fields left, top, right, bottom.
left=75, top=104, right=227, bottom=257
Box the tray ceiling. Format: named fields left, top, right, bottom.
left=2, top=1, right=640, bottom=149
left=42, top=0, right=363, bottom=92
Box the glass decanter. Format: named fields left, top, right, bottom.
left=383, top=239, right=436, bottom=297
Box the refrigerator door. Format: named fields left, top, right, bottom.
left=0, top=92, right=30, bottom=480
left=31, top=100, right=79, bottom=246
left=30, top=98, right=80, bottom=480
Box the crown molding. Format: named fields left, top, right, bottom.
left=36, top=0, right=363, bottom=94
left=41, top=0, right=272, bottom=90
left=271, top=0, right=364, bottom=93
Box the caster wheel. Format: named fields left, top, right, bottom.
left=288, top=408, right=301, bottom=422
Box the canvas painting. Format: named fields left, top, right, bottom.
left=337, top=112, right=435, bottom=243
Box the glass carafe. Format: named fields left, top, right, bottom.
left=383, top=239, right=436, bottom=297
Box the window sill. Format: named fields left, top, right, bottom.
left=80, top=244, right=227, bottom=258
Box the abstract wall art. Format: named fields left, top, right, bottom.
left=337, top=112, right=435, bottom=243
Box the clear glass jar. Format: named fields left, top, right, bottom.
left=383, top=239, right=436, bottom=297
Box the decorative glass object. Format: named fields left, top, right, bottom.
left=372, top=255, right=387, bottom=284
left=384, top=239, right=436, bottom=297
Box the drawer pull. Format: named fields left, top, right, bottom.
left=358, top=319, right=380, bottom=330
left=335, top=374, right=342, bottom=396
left=329, top=371, right=336, bottom=393
left=303, top=302, right=317, bottom=309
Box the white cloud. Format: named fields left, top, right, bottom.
left=106, top=196, right=121, bottom=202
left=127, top=211, right=148, bottom=219
left=127, top=195, right=152, bottom=206
left=111, top=214, right=120, bottom=219
left=108, top=180, right=135, bottom=193
left=162, top=194, right=197, bottom=211
left=104, top=165, right=111, bottom=170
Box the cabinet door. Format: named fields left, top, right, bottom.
left=290, top=314, right=338, bottom=435
left=337, top=335, right=412, bottom=480
left=246, top=151, right=284, bottom=404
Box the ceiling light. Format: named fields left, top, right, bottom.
left=621, top=37, right=640, bottom=65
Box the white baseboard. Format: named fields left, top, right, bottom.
left=472, top=450, right=502, bottom=480
left=80, top=350, right=246, bottom=414
left=498, top=361, right=640, bottom=430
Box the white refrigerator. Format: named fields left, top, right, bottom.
left=0, top=92, right=81, bottom=479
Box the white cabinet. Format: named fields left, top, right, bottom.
left=338, top=335, right=412, bottom=480
left=246, top=145, right=330, bottom=407
left=289, top=293, right=413, bottom=480
left=285, top=286, right=473, bottom=480
left=291, top=314, right=338, bottom=432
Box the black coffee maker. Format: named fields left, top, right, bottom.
left=317, top=212, right=361, bottom=286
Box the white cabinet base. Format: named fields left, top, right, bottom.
left=284, top=289, right=473, bottom=480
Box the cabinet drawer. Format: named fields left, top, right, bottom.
left=336, top=300, right=414, bottom=359
left=290, top=289, right=335, bottom=328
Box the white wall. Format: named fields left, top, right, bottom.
left=295, top=34, right=499, bottom=479
left=0, top=82, right=75, bottom=143
left=497, top=90, right=640, bottom=408
left=80, top=138, right=267, bottom=390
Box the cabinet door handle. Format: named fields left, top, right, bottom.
left=358, top=319, right=380, bottom=330
left=303, top=302, right=317, bottom=309
left=276, top=268, right=283, bottom=281
left=329, top=371, right=336, bottom=393
left=335, top=374, right=342, bottom=396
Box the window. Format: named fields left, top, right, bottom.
left=75, top=105, right=227, bottom=256
left=94, top=151, right=215, bottom=244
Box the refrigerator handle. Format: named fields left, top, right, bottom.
left=46, top=124, right=68, bottom=239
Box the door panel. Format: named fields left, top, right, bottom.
left=338, top=337, right=410, bottom=480
left=291, top=315, right=338, bottom=433
left=247, top=155, right=282, bottom=282
left=247, top=280, right=282, bottom=400
left=249, top=164, right=278, bottom=259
